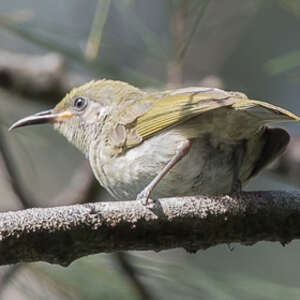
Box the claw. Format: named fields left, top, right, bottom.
left=136, top=189, right=155, bottom=207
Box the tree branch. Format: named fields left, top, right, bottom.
left=1, top=191, right=300, bottom=267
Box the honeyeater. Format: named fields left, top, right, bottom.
left=9, top=80, right=299, bottom=203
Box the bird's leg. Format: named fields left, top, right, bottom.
left=230, top=141, right=246, bottom=195
left=137, top=140, right=191, bottom=206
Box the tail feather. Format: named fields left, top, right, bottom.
left=249, top=127, right=290, bottom=179
left=233, top=99, right=300, bottom=123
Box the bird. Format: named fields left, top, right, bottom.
left=9, top=79, right=299, bottom=204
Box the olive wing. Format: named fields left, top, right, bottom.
left=126, top=88, right=238, bottom=147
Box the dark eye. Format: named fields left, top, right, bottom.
left=73, top=97, right=87, bottom=110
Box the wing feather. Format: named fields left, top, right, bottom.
left=124, top=87, right=299, bottom=149
left=134, top=89, right=237, bottom=141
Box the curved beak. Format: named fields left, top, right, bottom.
left=9, top=109, right=72, bottom=131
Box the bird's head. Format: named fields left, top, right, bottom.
left=9, top=79, right=142, bottom=156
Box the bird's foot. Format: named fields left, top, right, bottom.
left=136, top=188, right=156, bottom=208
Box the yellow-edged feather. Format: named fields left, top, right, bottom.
left=134, top=89, right=236, bottom=140
left=232, top=99, right=300, bottom=120
left=124, top=87, right=299, bottom=148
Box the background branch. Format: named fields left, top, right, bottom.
left=0, top=50, right=69, bottom=100
left=114, top=252, right=153, bottom=300
left=0, top=129, right=34, bottom=209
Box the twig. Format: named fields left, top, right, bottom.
left=0, top=129, right=34, bottom=208
left=167, top=0, right=188, bottom=86
left=114, top=252, right=153, bottom=300
left=114, top=2, right=165, bottom=59
left=0, top=191, right=300, bottom=266
left=0, top=265, right=22, bottom=298
left=0, top=19, right=160, bottom=87
left=85, top=0, right=111, bottom=61
left=177, top=0, right=210, bottom=59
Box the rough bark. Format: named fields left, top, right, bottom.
left=1, top=191, right=300, bottom=267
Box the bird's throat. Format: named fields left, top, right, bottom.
left=54, top=121, right=98, bottom=158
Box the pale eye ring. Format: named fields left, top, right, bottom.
left=73, top=97, right=88, bottom=111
